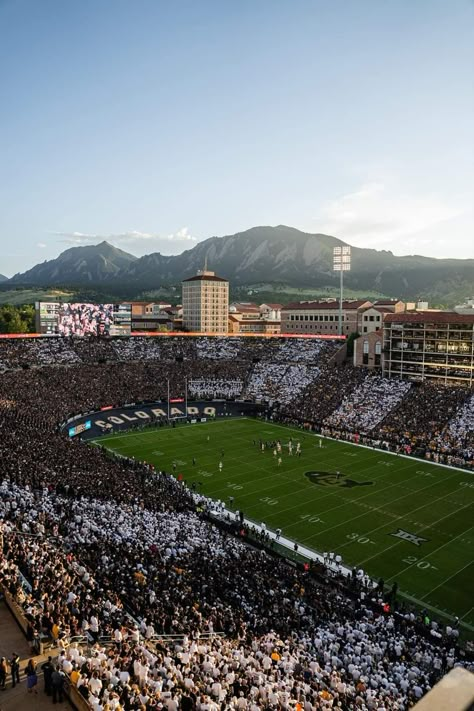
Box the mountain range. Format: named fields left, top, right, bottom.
left=5, top=226, right=474, bottom=305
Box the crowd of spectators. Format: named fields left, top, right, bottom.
left=323, top=376, right=412, bottom=433
left=1, top=470, right=471, bottom=710
left=245, top=364, right=323, bottom=405
left=0, top=335, right=338, bottom=371
left=281, top=372, right=474, bottom=468
left=1, top=334, right=474, bottom=709
left=376, top=383, right=472, bottom=461
left=435, top=392, right=474, bottom=460
left=281, top=366, right=366, bottom=426
left=188, top=379, right=244, bottom=400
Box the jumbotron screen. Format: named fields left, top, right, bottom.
left=36, top=302, right=131, bottom=336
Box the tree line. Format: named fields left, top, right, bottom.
left=0, top=304, right=35, bottom=334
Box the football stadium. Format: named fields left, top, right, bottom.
left=1, top=332, right=473, bottom=709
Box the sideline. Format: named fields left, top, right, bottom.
left=213, top=506, right=474, bottom=635
left=94, top=416, right=473, bottom=476
left=264, top=419, right=474, bottom=476
left=89, top=417, right=473, bottom=632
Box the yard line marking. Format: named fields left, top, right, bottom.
left=96, top=417, right=474, bottom=626
left=259, top=420, right=474, bottom=476
left=215, top=458, right=422, bottom=520
left=385, top=524, right=474, bottom=583
left=420, top=559, right=474, bottom=600
left=91, top=417, right=235, bottom=443
left=194, top=438, right=419, bottom=507
left=460, top=605, right=474, bottom=622
left=102, top=423, right=463, bottom=544
left=270, top=478, right=426, bottom=529
left=298, top=475, right=462, bottom=544
left=355, top=501, right=474, bottom=568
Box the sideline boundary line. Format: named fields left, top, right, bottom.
left=90, top=418, right=474, bottom=631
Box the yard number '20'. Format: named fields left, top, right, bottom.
left=402, top=556, right=438, bottom=570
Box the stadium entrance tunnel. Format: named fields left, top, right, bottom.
left=61, top=400, right=265, bottom=440
left=305, top=471, right=374, bottom=488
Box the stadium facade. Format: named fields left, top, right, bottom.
left=383, top=312, right=474, bottom=385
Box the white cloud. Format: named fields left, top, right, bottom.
left=316, top=182, right=469, bottom=256
left=165, top=227, right=196, bottom=242
left=48, top=228, right=199, bottom=254
left=36, top=242, right=47, bottom=248
left=51, top=232, right=96, bottom=245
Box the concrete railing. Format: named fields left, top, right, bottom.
left=413, top=668, right=474, bottom=710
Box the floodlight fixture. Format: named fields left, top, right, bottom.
left=333, top=246, right=351, bottom=335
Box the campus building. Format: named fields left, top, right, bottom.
left=354, top=329, right=384, bottom=369
left=130, top=301, right=173, bottom=331
left=182, top=270, right=229, bottom=333
left=383, top=312, right=474, bottom=385
left=281, top=300, right=372, bottom=336
left=228, top=302, right=281, bottom=334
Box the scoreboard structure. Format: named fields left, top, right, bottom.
left=68, top=420, right=92, bottom=437
left=36, top=302, right=132, bottom=336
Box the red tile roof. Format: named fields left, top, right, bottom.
left=231, top=304, right=260, bottom=312
left=384, top=311, right=474, bottom=325
left=283, top=300, right=370, bottom=311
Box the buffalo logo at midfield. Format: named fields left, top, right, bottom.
left=305, top=471, right=374, bottom=488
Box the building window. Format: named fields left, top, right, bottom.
left=363, top=340, right=369, bottom=365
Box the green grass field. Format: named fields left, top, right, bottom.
left=93, top=417, right=474, bottom=633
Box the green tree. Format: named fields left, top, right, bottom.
left=0, top=304, right=34, bottom=334
left=345, top=331, right=360, bottom=358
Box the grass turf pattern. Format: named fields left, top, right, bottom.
left=93, top=417, right=474, bottom=632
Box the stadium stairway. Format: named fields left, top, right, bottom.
left=0, top=599, right=70, bottom=711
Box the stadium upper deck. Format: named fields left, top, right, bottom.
left=0, top=333, right=473, bottom=468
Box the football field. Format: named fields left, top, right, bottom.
left=93, top=417, right=474, bottom=633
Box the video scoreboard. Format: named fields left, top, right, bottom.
left=36, top=302, right=132, bottom=336
left=68, top=420, right=92, bottom=437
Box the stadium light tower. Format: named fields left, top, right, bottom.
left=333, top=246, right=351, bottom=336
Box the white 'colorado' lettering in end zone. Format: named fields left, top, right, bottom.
left=95, top=406, right=216, bottom=430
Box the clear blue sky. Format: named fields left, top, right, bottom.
left=0, top=0, right=473, bottom=275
